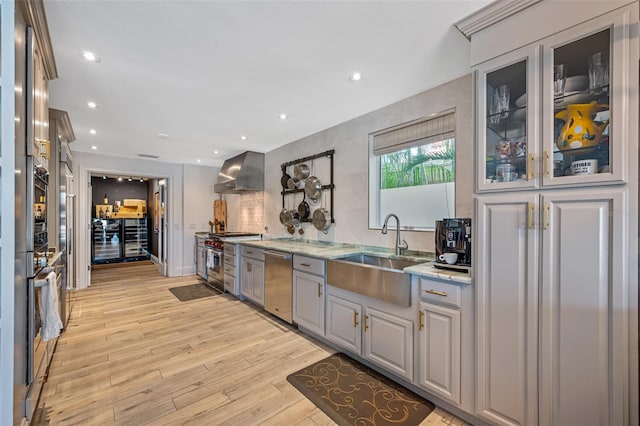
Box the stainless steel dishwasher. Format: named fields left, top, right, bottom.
left=264, top=250, right=293, bottom=323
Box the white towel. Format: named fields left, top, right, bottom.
left=38, top=271, right=63, bottom=341
left=206, top=249, right=215, bottom=269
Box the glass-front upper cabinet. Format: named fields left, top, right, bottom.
left=542, top=8, right=634, bottom=187
left=476, top=46, right=539, bottom=192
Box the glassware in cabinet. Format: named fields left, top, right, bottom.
left=476, top=46, right=539, bottom=192
left=548, top=29, right=611, bottom=182
left=542, top=4, right=635, bottom=188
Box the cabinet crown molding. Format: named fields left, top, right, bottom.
left=20, top=0, right=58, bottom=80
left=455, top=0, right=542, bottom=39
left=49, top=109, right=76, bottom=143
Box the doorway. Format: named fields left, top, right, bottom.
left=84, top=173, right=170, bottom=287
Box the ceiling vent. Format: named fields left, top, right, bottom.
left=138, top=153, right=159, bottom=159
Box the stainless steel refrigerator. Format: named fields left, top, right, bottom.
left=59, top=142, right=75, bottom=325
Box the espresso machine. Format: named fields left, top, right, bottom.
left=434, top=218, right=472, bottom=271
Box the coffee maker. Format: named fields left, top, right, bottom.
left=434, top=218, right=472, bottom=271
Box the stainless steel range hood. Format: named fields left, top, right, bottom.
left=214, top=151, right=265, bottom=193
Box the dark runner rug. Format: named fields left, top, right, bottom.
left=287, top=353, right=434, bottom=426
left=168, top=283, right=220, bottom=302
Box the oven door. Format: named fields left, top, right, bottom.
left=206, top=249, right=224, bottom=284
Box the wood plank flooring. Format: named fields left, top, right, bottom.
left=34, top=262, right=467, bottom=425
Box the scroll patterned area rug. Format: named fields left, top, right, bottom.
left=168, top=283, right=220, bottom=302
left=287, top=353, right=434, bottom=425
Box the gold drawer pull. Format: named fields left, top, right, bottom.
left=353, top=311, right=359, bottom=328
left=543, top=202, right=550, bottom=230
left=364, top=315, right=369, bottom=331
left=425, top=289, right=448, bottom=297
left=528, top=202, right=535, bottom=230
left=419, top=311, right=424, bottom=331
left=528, top=153, right=534, bottom=179
left=317, top=282, right=322, bottom=298
left=300, top=262, right=311, bottom=267
left=543, top=150, right=550, bottom=177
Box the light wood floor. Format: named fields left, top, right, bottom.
left=34, top=262, right=467, bottom=425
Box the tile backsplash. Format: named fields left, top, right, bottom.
left=236, top=191, right=264, bottom=234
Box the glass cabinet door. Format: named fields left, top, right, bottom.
left=543, top=7, right=632, bottom=187
left=476, top=47, right=539, bottom=192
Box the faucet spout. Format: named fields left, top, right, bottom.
left=382, top=214, right=409, bottom=255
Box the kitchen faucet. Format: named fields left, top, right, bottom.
left=381, top=213, right=409, bottom=255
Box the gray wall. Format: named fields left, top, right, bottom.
left=261, top=74, right=473, bottom=253
left=91, top=177, right=149, bottom=214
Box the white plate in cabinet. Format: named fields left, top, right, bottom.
left=293, top=255, right=325, bottom=276
left=293, top=270, right=325, bottom=336
left=418, top=301, right=461, bottom=405
left=419, top=278, right=461, bottom=308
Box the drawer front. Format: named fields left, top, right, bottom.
left=240, top=246, right=264, bottom=261
left=293, top=255, right=325, bottom=276
left=223, top=263, right=235, bottom=277
left=419, top=278, right=461, bottom=308
left=225, top=254, right=236, bottom=268
left=224, top=243, right=236, bottom=256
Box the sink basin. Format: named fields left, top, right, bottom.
left=327, top=253, right=423, bottom=306
left=339, top=253, right=422, bottom=270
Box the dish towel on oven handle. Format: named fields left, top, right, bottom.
left=207, top=249, right=215, bottom=269
left=34, top=271, right=63, bottom=341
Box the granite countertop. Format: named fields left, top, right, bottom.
left=403, top=263, right=472, bottom=284
left=238, top=239, right=363, bottom=259
left=238, top=238, right=472, bottom=284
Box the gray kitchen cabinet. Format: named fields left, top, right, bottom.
left=418, top=301, right=461, bottom=406
left=326, top=289, right=414, bottom=381
left=363, top=306, right=413, bottom=381
left=293, top=265, right=325, bottom=336
left=240, top=246, right=264, bottom=306
left=326, top=294, right=361, bottom=354
left=463, top=1, right=639, bottom=425
left=476, top=187, right=629, bottom=425
left=415, top=275, right=468, bottom=407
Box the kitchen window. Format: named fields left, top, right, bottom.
left=369, top=111, right=455, bottom=230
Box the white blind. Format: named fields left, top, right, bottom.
left=372, top=111, right=455, bottom=155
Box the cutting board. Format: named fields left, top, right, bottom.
left=214, top=199, right=227, bottom=232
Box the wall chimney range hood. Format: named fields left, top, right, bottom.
left=214, top=151, right=265, bottom=193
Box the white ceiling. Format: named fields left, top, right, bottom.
left=45, top=0, right=491, bottom=167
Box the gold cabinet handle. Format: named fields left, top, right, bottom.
left=528, top=202, right=535, bottom=230
left=300, top=262, right=311, bottom=267
left=425, top=289, right=448, bottom=297
left=246, top=251, right=253, bottom=254
left=419, top=310, right=424, bottom=331
left=543, top=202, right=550, bottom=230
left=544, top=150, right=550, bottom=177
left=528, top=153, right=534, bottom=179
left=353, top=311, right=359, bottom=328
left=317, top=282, right=322, bottom=298
left=364, top=315, right=369, bottom=331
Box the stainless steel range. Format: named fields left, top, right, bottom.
left=195, top=232, right=261, bottom=292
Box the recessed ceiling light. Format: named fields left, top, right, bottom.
left=80, top=51, right=100, bottom=62
left=139, top=178, right=144, bottom=182
left=197, top=159, right=201, bottom=163
left=91, top=145, right=97, bottom=150
left=214, top=150, right=219, bottom=155
left=128, top=177, right=132, bottom=182
left=157, top=133, right=169, bottom=138
left=118, top=177, right=123, bottom=182
left=90, top=129, right=97, bottom=135
left=102, top=176, right=106, bottom=180
left=280, top=113, right=287, bottom=120
left=87, top=101, right=97, bottom=109
left=350, top=72, right=362, bottom=81
left=241, top=135, right=247, bottom=140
